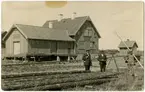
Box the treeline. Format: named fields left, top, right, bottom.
left=99, top=49, right=119, bottom=54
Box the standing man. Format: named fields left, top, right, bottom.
left=97, top=50, right=107, bottom=72
left=125, top=50, right=137, bottom=77
left=82, top=49, right=92, bottom=71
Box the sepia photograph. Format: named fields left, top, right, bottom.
left=1, top=1, right=144, bottom=91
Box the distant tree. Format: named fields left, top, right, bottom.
left=99, top=49, right=119, bottom=54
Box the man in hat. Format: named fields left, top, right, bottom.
left=82, top=49, right=92, bottom=71
left=97, top=50, right=107, bottom=72
left=125, top=50, right=137, bottom=77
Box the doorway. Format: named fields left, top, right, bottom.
left=13, top=41, right=20, bottom=55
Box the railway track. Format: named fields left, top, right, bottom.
left=2, top=70, right=121, bottom=91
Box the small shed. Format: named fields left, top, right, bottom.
left=118, top=39, right=138, bottom=55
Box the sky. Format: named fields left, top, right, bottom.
left=1, top=1, right=144, bottom=50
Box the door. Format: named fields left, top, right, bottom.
left=13, top=41, right=20, bottom=55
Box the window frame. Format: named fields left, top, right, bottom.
left=84, top=27, right=93, bottom=37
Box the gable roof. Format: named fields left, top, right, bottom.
left=43, top=16, right=101, bottom=38
left=3, top=24, right=75, bottom=42
left=118, top=40, right=138, bottom=48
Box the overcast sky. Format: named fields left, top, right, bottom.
left=1, top=1, right=144, bottom=50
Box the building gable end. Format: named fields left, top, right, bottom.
left=3, top=24, right=28, bottom=41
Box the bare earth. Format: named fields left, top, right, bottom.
left=1, top=56, right=144, bottom=91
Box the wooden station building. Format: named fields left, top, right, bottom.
left=2, top=14, right=101, bottom=61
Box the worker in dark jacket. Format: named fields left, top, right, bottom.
left=97, top=50, right=107, bottom=72
left=82, top=49, right=92, bottom=71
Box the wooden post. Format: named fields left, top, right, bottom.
left=25, top=56, right=27, bottom=62
left=115, top=31, right=144, bottom=69
left=68, top=56, right=70, bottom=62
left=34, top=57, right=36, bottom=62
left=38, top=56, right=40, bottom=62
left=106, top=58, right=112, bottom=68
left=112, top=54, right=119, bottom=72
left=57, top=56, right=60, bottom=62
left=14, top=56, right=16, bottom=61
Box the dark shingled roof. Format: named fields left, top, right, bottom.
left=118, top=40, right=138, bottom=48
left=3, top=24, right=75, bottom=41
left=43, top=16, right=101, bottom=37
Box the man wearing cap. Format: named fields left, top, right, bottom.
left=125, top=50, right=137, bottom=77
left=97, top=50, right=107, bottom=72
left=82, top=49, right=92, bottom=71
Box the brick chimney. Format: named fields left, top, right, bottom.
left=58, top=14, right=63, bottom=21
left=49, top=21, right=53, bottom=28
left=71, top=12, right=77, bottom=20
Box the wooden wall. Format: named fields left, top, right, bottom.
left=119, top=49, right=137, bottom=56
left=57, top=41, right=74, bottom=55
left=119, top=45, right=138, bottom=55
left=75, top=20, right=99, bottom=54
left=5, top=28, right=28, bottom=56
left=5, top=28, right=75, bottom=57
left=28, top=39, right=75, bottom=56
left=28, top=39, right=51, bottom=55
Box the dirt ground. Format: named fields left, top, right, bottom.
left=63, top=68, right=144, bottom=91
left=1, top=56, right=144, bottom=91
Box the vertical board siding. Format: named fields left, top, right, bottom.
left=119, top=46, right=138, bottom=56
left=119, top=49, right=128, bottom=55
left=2, top=48, right=5, bottom=58
left=76, top=20, right=99, bottom=54
left=51, top=41, right=57, bottom=54
left=57, top=41, right=75, bottom=55
left=28, top=40, right=75, bottom=56
left=28, top=39, right=51, bottom=55
left=5, top=28, right=28, bottom=56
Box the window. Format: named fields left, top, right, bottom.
left=90, top=42, right=95, bottom=48
left=84, top=29, right=89, bottom=36
left=88, top=29, right=92, bottom=36
left=94, top=33, right=97, bottom=38
left=84, top=28, right=93, bottom=36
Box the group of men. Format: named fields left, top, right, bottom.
left=82, top=49, right=107, bottom=72
left=82, top=49, right=137, bottom=76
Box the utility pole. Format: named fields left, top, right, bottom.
left=114, top=31, right=144, bottom=69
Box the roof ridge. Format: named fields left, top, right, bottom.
left=63, top=16, right=89, bottom=19
left=45, top=16, right=89, bottom=22
left=124, top=40, right=135, bottom=42
left=15, top=24, right=44, bottom=28
left=72, top=16, right=89, bottom=35
left=15, top=23, right=68, bottom=32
